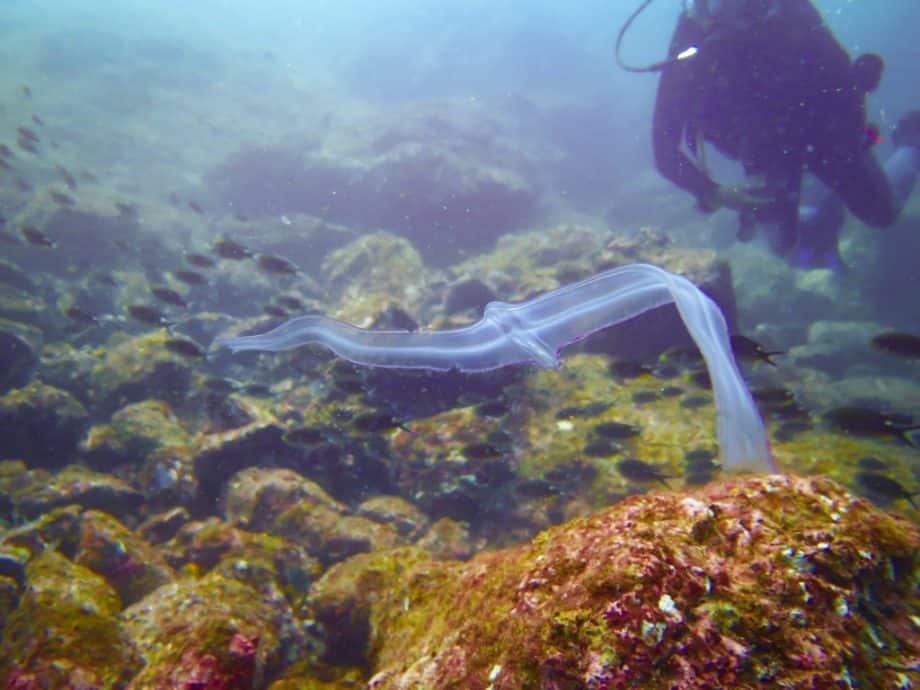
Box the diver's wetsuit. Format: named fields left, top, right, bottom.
left=652, top=0, right=897, bottom=252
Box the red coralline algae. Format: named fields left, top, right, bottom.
left=351, top=475, right=920, bottom=689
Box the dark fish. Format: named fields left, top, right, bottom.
left=49, top=190, right=76, bottom=206
left=773, top=421, right=813, bottom=442
left=0, top=143, right=14, bottom=158
left=370, top=304, right=418, bottom=331
left=730, top=335, right=783, bottom=366
left=173, top=270, right=208, bottom=286
left=660, top=385, right=684, bottom=398
left=688, top=370, right=712, bottom=389
left=857, top=456, right=888, bottom=472
left=16, top=126, right=39, bottom=143
left=256, top=253, right=299, bottom=275
left=91, top=271, right=118, bottom=287
left=212, top=239, right=252, bottom=260
left=185, top=252, right=216, bottom=269
left=81, top=170, right=99, bottom=183
left=234, top=212, right=248, bottom=222
left=276, top=295, right=305, bottom=311
left=283, top=427, right=329, bottom=447
left=0, top=230, right=19, bottom=245
left=514, top=479, right=558, bottom=499
left=752, top=387, right=795, bottom=407
left=188, top=201, right=205, bottom=215
left=474, top=399, right=511, bottom=418
left=463, top=442, right=504, bottom=460
left=263, top=304, right=288, bottom=318
left=658, top=346, right=704, bottom=367
left=680, top=395, right=711, bottom=409
left=632, top=390, right=660, bottom=405
left=870, top=332, right=920, bottom=359
left=617, top=458, right=672, bottom=486
left=128, top=304, right=170, bottom=327
left=352, top=410, right=408, bottom=433
left=64, top=306, right=99, bottom=326
left=593, top=421, right=640, bottom=440
left=0, top=158, right=12, bottom=172
left=855, top=471, right=918, bottom=508
left=16, top=179, right=31, bottom=192
left=444, top=278, right=498, bottom=315
left=683, top=448, right=717, bottom=467
left=825, top=406, right=920, bottom=445
left=55, top=165, right=77, bottom=189
left=115, top=201, right=138, bottom=216
left=164, top=337, right=206, bottom=359
left=608, top=360, right=652, bottom=380
left=21, top=84, right=31, bottom=99
left=202, top=377, right=236, bottom=395
left=21, top=226, right=55, bottom=248
left=32, top=114, right=44, bottom=126
left=17, top=137, right=38, bottom=154
left=582, top=440, right=622, bottom=457
left=150, top=286, right=187, bottom=308
left=555, top=402, right=612, bottom=420
left=240, top=383, right=272, bottom=397
left=651, top=363, right=682, bottom=379
left=768, top=401, right=810, bottom=421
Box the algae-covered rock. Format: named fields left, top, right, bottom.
left=74, top=509, right=174, bottom=606
left=0, top=328, right=38, bottom=393
left=80, top=398, right=192, bottom=467
left=89, top=330, right=192, bottom=413
left=0, top=382, right=89, bottom=467
left=357, top=495, right=430, bottom=540
left=0, top=550, right=141, bottom=689
left=137, top=444, right=198, bottom=510
left=10, top=464, right=143, bottom=519
left=122, top=570, right=302, bottom=689
left=340, top=476, right=920, bottom=689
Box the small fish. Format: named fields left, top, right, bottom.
left=463, top=442, right=504, bottom=460
left=631, top=390, right=660, bottom=405
left=870, top=332, right=920, bottom=359
left=16, top=179, right=32, bottom=192
left=173, top=269, right=208, bottom=286
left=730, top=335, right=783, bottom=366
left=21, top=226, right=55, bottom=247
left=0, top=158, right=12, bottom=172
left=164, top=337, right=206, bottom=359
left=752, top=387, right=795, bottom=407
left=680, top=395, right=711, bottom=409
left=188, top=201, right=205, bottom=215
left=16, top=126, right=39, bottom=143
left=474, top=399, right=511, bottom=418
left=825, top=406, right=920, bottom=446
left=212, top=239, right=252, bottom=260
left=593, top=421, right=640, bottom=440
left=185, top=252, right=216, bottom=269
left=0, top=230, right=19, bottom=245
left=49, top=190, right=76, bottom=206
left=202, top=377, right=237, bottom=395
left=855, top=471, right=919, bottom=508
left=688, top=370, right=712, bottom=389
left=64, top=306, right=100, bottom=326
left=351, top=410, right=409, bottom=433
left=32, top=114, right=45, bottom=126
left=555, top=402, right=613, bottom=420
left=128, top=304, right=170, bottom=327
left=276, top=295, right=305, bottom=311
left=582, top=439, right=622, bottom=458
left=81, top=170, right=99, bottom=183
left=256, top=253, right=299, bottom=276
left=773, top=421, right=813, bottom=442
left=857, top=456, right=888, bottom=472
left=0, top=144, right=14, bottom=159
left=17, top=137, right=38, bottom=155
left=240, top=383, right=272, bottom=397
left=263, top=304, right=288, bottom=318
left=283, top=426, right=329, bottom=447
left=55, top=166, right=77, bottom=189
left=608, top=360, right=652, bottom=379
left=91, top=271, right=118, bottom=287
left=683, top=448, right=717, bottom=468
left=114, top=201, right=138, bottom=216
left=21, top=84, right=32, bottom=99
left=660, top=385, right=684, bottom=398
left=617, top=458, right=672, bottom=486
left=150, top=286, right=187, bottom=308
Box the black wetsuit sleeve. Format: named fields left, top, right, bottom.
left=652, top=17, right=717, bottom=204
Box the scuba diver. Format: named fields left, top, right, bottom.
left=617, top=0, right=920, bottom=269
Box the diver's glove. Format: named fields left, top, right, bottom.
left=698, top=183, right=773, bottom=214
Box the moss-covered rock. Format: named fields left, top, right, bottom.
left=80, top=398, right=193, bottom=467
left=0, top=382, right=89, bottom=467
left=317, top=475, right=920, bottom=689
left=73, top=509, right=174, bottom=606
left=10, top=464, right=143, bottom=520
left=0, top=551, right=141, bottom=689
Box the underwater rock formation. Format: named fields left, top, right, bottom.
left=307, top=475, right=920, bottom=689
left=0, top=382, right=89, bottom=467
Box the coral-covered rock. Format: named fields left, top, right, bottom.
left=10, top=464, right=143, bottom=519
left=80, top=399, right=192, bottom=467
left=0, top=551, right=142, bottom=689
left=122, top=570, right=303, bottom=689
left=317, top=476, right=920, bottom=689
left=89, top=330, right=192, bottom=414
left=73, top=510, right=174, bottom=606
left=0, top=382, right=89, bottom=467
